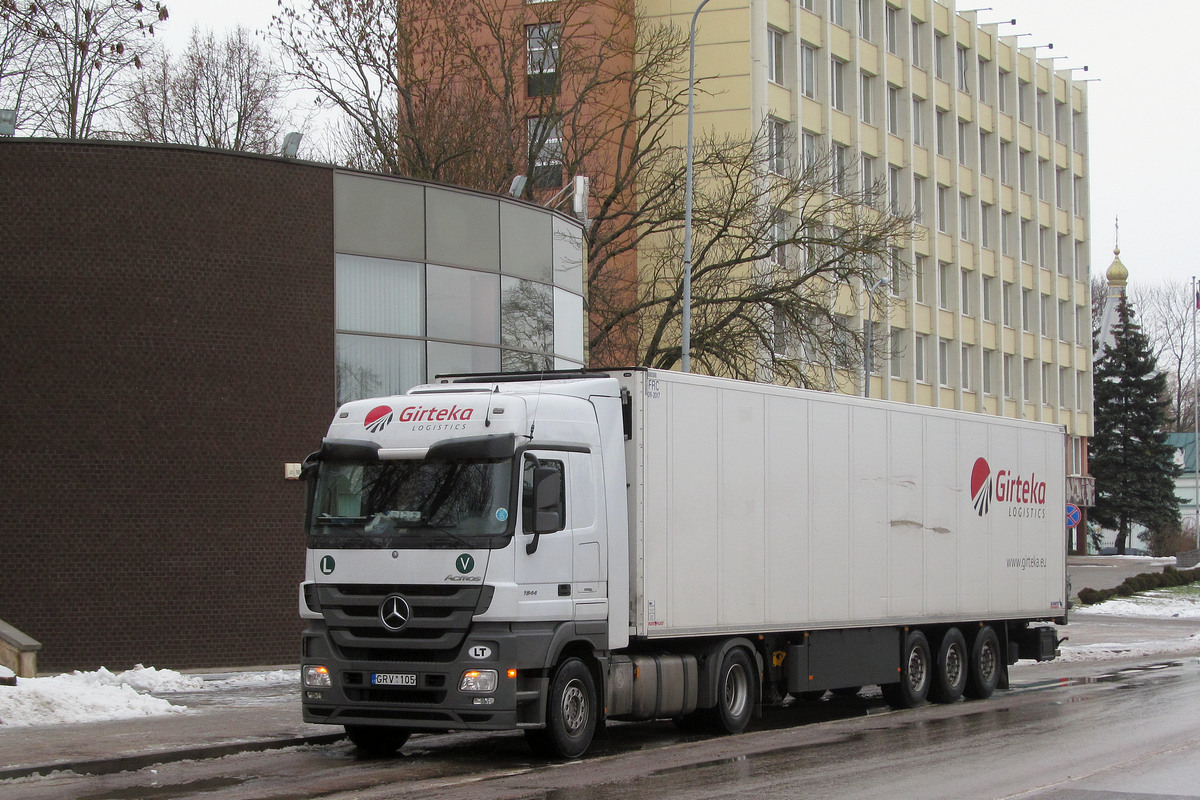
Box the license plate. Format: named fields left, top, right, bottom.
left=371, top=672, right=417, bottom=686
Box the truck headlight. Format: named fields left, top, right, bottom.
left=459, top=669, right=497, bottom=693
left=304, top=665, right=332, bottom=688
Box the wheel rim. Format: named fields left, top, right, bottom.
left=908, top=646, right=928, bottom=692
left=978, top=640, right=997, bottom=684
left=560, top=678, right=589, bottom=736
left=723, top=662, right=750, bottom=718
left=946, top=643, right=964, bottom=687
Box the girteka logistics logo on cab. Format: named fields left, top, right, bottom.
left=969, top=457, right=1047, bottom=519
left=364, top=403, right=476, bottom=434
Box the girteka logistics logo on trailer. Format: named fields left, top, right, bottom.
left=970, top=457, right=1047, bottom=519
left=364, top=405, right=394, bottom=434
left=364, top=403, right=476, bottom=434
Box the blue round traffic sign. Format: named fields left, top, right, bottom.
left=1065, top=504, right=1082, bottom=528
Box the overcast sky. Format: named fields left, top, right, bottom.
left=158, top=0, right=1193, bottom=289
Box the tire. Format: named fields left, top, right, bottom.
left=930, top=628, right=968, bottom=704
left=881, top=629, right=931, bottom=709
left=526, top=657, right=597, bottom=759
left=344, top=724, right=410, bottom=756
left=964, top=626, right=1001, bottom=700
left=708, top=647, right=757, bottom=734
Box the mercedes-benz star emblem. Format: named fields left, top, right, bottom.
left=379, top=595, right=412, bottom=632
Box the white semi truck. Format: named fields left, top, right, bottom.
left=299, top=369, right=1066, bottom=758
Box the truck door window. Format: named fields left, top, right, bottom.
left=523, top=457, right=565, bottom=533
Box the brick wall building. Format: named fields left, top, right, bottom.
left=0, top=139, right=585, bottom=671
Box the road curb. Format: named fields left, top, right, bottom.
left=0, top=732, right=346, bottom=781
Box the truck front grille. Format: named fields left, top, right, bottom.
left=318, top=583, right=482, bottom=663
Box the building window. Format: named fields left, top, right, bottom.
left=1042, top=362, right=1053, bottom=405
left=999, top=140, right=1011, bottom=185
left=911, top=20, right=924, bottom=68
left=1040, top=293, right=1051, bottom=337
left=1022, top=287, right=1033, bottom=331
left=861, top=153, right=876, bottom=193
left=887, top=85, right=900, bottom=134
left=957, top=118, right=968, bottom=165
left=858, top=0, right=872, bottom=40
left=890, top=327, right=904, bottom=378
left=831, top=0, right=846, bottom=28
left=1036, top=90, right=1047, bottom=132
left=937, top=185, right=949, bottom=233
left=831, top=57, right=847, bottom=111
left=832, top=143, right=848, bottom=193
left=913, top=176, right=925, bottom=223
left=915, top=333, right=927, bottom=382
left=860, top=72, right=874, bottom=123
left=936, top=109, right=948, bottom=155
left=979, top=131, right=990, bottom=176
left=528, top=116, right=564, bottom=188
left=888, top=165, right=901, bottom=214
left=1074, top=175, right=1084, bottom=215
left=983, top=348, right=996, bottom=394
left=526, top=23, right=560, bottom=97
left=982, top=275, right=995, bottom=321
left=1001, top=211, right=1012, bottom=257
left=961, top=344, right=972, bottom=390
left=959, top=193, right=970, bottom=240
left=915, top=254, right=927, bottom=304
left=769, top=117, right=788, bottom=175
left=998, top=70, right=1010, bottom=113
left=956, top=45, right=969, bottom=92
left=885, top=6, right=899, bottom=54
left=1018, top=148, right=1030, bottom=193
left=801, top=44, right=817, bottom=98
left=1039, top=225, right=1050, bottom=268
left=977, top=57, right=988, bottom=102
left=1038, top=158, right=1049, bottom=201
left=802, top=130, right=819, bottom=171
left=934, top=33, right=947, bottom=80
left=1023, top=358, right=1034, bottom=403
left=1018, top=80, right=1030, bottom=123
left=980, top=202, right=991, bottom=249
left=912, top=99, right=924, bottom=145
left=961, top=268, right=971, bottom=315
left=1057, top=233, right=1069, bottom=276
left=1002, top=280, right=1014, bottom=327
left=769, top=27, right=786, bottom=84
left=800, top=0, right=815, bottom=9
left=938, top=261, right=953, bottom=309
left=938, top=338, right=951, bottom=386
left=1060, top=366, right=1072, bottom=409
left=1003, top=354, right=1014, bottom=398
left=1056, top=100, right=1068, bottom=143
left=1059, top=299, right=1070, bottom=341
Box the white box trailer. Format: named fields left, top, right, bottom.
left=298, top=369, right=1067, bottom=760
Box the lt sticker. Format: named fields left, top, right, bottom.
left=456, top=554, right=475, bottom=574
left=319, top=555, right=335, bottom=575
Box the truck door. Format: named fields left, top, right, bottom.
left=568, top=450, right=607, bottom=622
left=515, top=451, right=574, bottom=618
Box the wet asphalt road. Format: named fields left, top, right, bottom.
left=11, top=651, right=1200, bottom=800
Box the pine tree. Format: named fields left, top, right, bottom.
left=1091, top=297, right=1182, bottom=553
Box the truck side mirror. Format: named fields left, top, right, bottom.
left=526, top=465, right=564, bottom=554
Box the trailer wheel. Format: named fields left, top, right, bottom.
left=881, top=629, right=931, bottom=709
left=964, top=626, right=1001, bottom=700
left=930, top=627, right=967, bottom=704
left=708, top=647, right=757, bottom=734
left=526, top=657, right=597, bottom=759
left=344, top=724, right=410, bottom=755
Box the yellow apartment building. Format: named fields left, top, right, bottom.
left=640, top=0, right=1092, bottom=493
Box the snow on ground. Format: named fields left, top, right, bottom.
left=1074, top=586, right=1200, bottom=619
left=0, top=665, right=297, bottom=728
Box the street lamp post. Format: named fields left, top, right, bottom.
left=682, top=0, right=712, bottom=373
left=863, top=276, right=891, bottom=398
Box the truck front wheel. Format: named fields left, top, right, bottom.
left=526, top=657, right=597, bottom=759
left=881, top=629, right=931, bottom=709
left=344, top=724, right=410, bottom=756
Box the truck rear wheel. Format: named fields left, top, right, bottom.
left=930, top=627, right=967, bottom=704
left=526, top=657, right=597, bottom=759
left=881, top=629, right=931, bottom=709
left=964, top=626, right=1001, bottom=699
left=344, top=724, right=410, bottom=756
left=708, top=647, right=756, bottom=734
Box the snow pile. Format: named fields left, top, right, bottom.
left=1074, top=589, right=1200, bottom=619
left=1056, top=632, right=1200, bottom=663
left=206, top=669, right=296, bottom=690
left=0, top=665, right=194, bottom=727
left=0, top=665, right=13, bottom=680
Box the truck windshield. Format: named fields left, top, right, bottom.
left=309, top=458, right=513, bottom=548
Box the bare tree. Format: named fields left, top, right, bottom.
left=272, top=0, right=917, bottom=379
left=9, top=0, right=168, bottom=137
left=122, top=26, right=291, bottom=153
left=0, top=1, right=43, bottom=117
left=1131, top=280, right=1199, bottom=431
